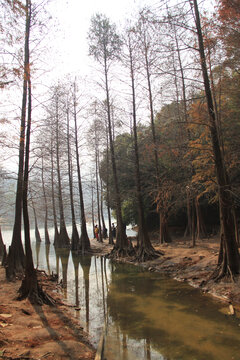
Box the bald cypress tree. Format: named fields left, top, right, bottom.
left=193, top=0, right=240, bottom=280
left=88, top=14, right=132, bottom=257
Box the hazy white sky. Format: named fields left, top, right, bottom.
left=47, top=0, right=150, bottom=79
left=44, top=0, right=215, bottom=82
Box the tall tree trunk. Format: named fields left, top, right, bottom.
left=103, top=56, right=128, bottom=256
left=32, top=202, right=41, bottom=243
left=41, top=154, right=50, bottom=244
left=5, top=0, right=29, bottom=280
left=18, top=28, right=53, bottom=304
left=193, top=0, right=240, bottom=279
left=159, top=210, right=171, bottom=244
left=128, top=33, right=159, bottom=261
left=192, top=198, right=196, bottom=247
left=172, top=22, right=196, bottom=240
left=66, top=104, right=80, bottom=251
left=233, top=208, right=239, bottom=246
left=96, top=149, right=102, bottom=243
left=55, top=95, right=69, bottom=249
left=195, top=196, right=207, bottom=241
left=100, top=178, right=107, bottom=239
left=141, top=30, right=164, bottom=244
left=73, top=82, right=90, bottom=253
left=91, top=177, right=95, bottom=239
left=184, top=187, right=192, bottom=237
left=50, top=135, right=59, bottom=246
left=105, top=129, right=114, bottom=245
left=29, top=186, right=41, bottom=243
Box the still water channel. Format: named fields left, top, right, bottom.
left=2, top=228, right=240, bottom=359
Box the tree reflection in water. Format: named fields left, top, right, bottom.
left=79, top=255, right=91, bottom=333
left=45, top=244, right=51, bottom=275
left=55, top=247, right=70, bottom=297
left=72, top=251, right=80, bottom=308
left=31, top=248, right=240, bottom=360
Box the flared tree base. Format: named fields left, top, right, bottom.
left=135, top=245, right=163, bottom=262
left=18, top=269, right=55, bottom=306
left=106, top=243, right=136, bottom=260
left=208, top=261, right=239, bottom=284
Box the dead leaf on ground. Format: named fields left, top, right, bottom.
left=0, top=321, right=8, bottom=327
left=0, top=313, right=12, bottom=318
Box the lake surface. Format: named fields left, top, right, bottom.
left=2, top=228, right=240, bottom=359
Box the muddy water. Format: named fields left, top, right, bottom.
left=2, top=232, right=240, bottom=360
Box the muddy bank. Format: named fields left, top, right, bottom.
left=141, top=238, right=240, bottom=308
left=0, top=267, right=95, bottom=360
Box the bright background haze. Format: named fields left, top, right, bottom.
left=47, top=0, right=148, bottom=78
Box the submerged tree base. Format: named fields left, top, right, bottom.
left=18, top=269, right=56, bottom=306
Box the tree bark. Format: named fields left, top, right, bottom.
left=142, top=29, right=163, bottom=244
left=193, top=0, right=240, bottom=279
left=159, top=210, right=171, bottom=244
left=30, top=192, right=41, bottom=243
left=50, top=134, right=59, bottom=246
left=5, top=0, right=30, bottom=280
left=195, top=196, right=207, bottom=241
left=128, top=32, right=159, bottom=261
left=66, top=102, right=80, bottom=251
left=184, top=187, right=192, bottom=238
left=103, top=54, right=128, bottom=256
left=91, top=177, right=95, bottom=239
left=41, top=154, right=50, bottom=244
left=73, top=82, right=90, bottom=253
left=18, top=18, right=54, bottom=304
left=100, top=178, right=107, bottom=239
left=96, top=149, right=103, bottom=243
left=105, top=129, right=114, bottom=245
left=54, top=93, right=69, bottom=249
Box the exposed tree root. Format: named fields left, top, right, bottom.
left=18, top=281, right=56, bottom=306
left=106, top=244, right=136, bottom=260
left=17, top=270, right=56, bottom=306
left=201, top=262, right=238, bottom=287
left=135, top=246, right=163, bottom=263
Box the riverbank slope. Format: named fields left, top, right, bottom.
left=91, top=235, right=240, bottom=309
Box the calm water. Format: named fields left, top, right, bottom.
left=2, top=228, right=240, bottom=359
